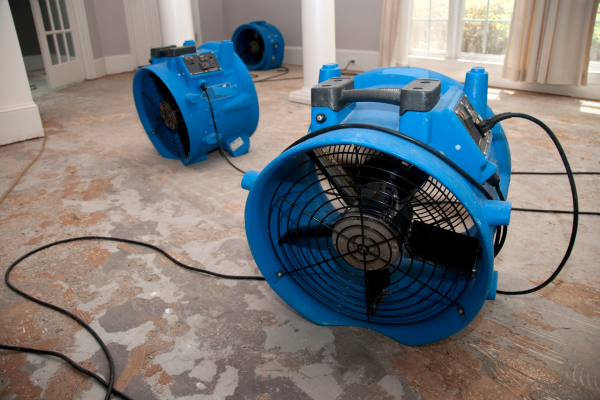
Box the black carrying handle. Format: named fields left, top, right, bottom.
left=311, top=77, right=441, bottom=115
left=339, top=89, right=402, bottom=107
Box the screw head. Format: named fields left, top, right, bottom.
left=316, top=113, right=327, bottom=123
left=458, top=308, right=464, bottom=315
left=277, top=271, right=283, bottom=278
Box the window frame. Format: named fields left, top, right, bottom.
left=408, top=0, right=512, bottom=62
left=589, top=8, right=600, bottom=72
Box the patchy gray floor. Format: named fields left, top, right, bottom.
left=0, top=65, right=599, bottom=400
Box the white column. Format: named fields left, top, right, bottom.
left=158, top=0, right=195, bottom=47
left=289, top=0, right=336, bottom=105
left=0, top=0, right=44, bottom=146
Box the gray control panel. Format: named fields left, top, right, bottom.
left=454, top=95, right=491, bottom=155
left=182, top=52, right=221, bottom=75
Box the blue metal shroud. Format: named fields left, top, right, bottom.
left=232, top=21, right=284, bottom=70
left=243, top=66, right=512, bottom=346
left=133, top=40, right=259, bottom=165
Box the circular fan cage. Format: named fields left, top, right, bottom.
left=268, top=144, right=482, bottom=326
left=140, top=71, right=190, bottom=158
left=234, top=28, right=265, bottom=67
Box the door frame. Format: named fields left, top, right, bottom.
left=30, top=0, right=86, bottom=88
left=124, top=0, right=163, bottom=68
left=70, top=0, right=96, bottom=79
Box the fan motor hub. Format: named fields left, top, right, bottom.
left=249, top=40, right=260, bottom=53
left=159, top=100, right=180, bottom=130
left=331, top=212, right=400, bottom=271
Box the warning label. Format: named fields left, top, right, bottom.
left=229, top=137, right=244, bottom=152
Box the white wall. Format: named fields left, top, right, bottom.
left=1, top=0, right=44, bottom=145
left=83, top=0, right=136, bottom=77
left=198, top=0, right=382, bottom=71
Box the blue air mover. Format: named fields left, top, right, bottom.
left=232, top=21, right=284, bottom=70
left=133, top=40, right=259, bottom=165
left=242, top=65, right=512, bottom=346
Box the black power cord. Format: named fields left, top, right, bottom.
left=201, top=84, right=246, bottom=174
left=2, top=108, right=596, bottom=398
left=478, top=113, right=580, bottom=295
left=251, top=66, right=300, bottom=83
left=2, top=236, right=264, bottom=400
left=512, top=171, right=600, bottom=175
left=250, top=61, right=360, bottom=83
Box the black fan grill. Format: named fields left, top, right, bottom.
left=235, top=29, right=265, bottom=66
left=141, top=73, right=190, bottom=157
left=268, top=145, right=481, bottom=325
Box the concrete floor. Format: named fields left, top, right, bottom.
left=0, top=65, right=599, bottom=400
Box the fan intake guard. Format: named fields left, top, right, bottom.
left=242, top=66, right=512, bottom=346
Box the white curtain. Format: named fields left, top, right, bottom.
left=503, top=0, right=600, bottom=86
left=378, top=0, right=411, bottom=67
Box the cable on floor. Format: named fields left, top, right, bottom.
left=478, top=113, right=579, bottom=296
left=2, top=236, right=265, bottom=400
left=0, top=135, right=47, bottom=207
left=201, top=84, right=246, bottom=174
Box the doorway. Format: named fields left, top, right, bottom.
left=9, top=0, right=49, bottom=98
left=10, top=0, right=86, bottom=93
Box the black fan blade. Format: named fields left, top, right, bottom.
left=278, top=225, right=332, bottom=245
left=365, top=268, right=391, bottom=315
left=406, top=220, right=479, bottom=276
left=308, top=148, right=360, bottom=207
left=361, top=156, right=429, bottom=203
left=254, top=49, right=263, bottom=64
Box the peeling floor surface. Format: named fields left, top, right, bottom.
left=1, top=65, right=599, bottom=400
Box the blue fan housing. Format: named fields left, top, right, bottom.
left=242, top=66, right=512, bottom=346
left=133, top=40, right=259, bottom=165
left=232, top=21, right=284, bottom=70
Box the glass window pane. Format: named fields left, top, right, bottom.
left=431, top=0, right=449, bottom=19
left=486, top=21, right=510, bottom=55
left=464, top=0, right=487, bottom=20
left=411, top=20, right=429, bottom=50
left=488, top=0, right=514, bottom=20
left=462, top=21, right=484, bottom=54
left=56, top=32, right=68, bottom=62
left=592, top=24, right=600, bottom=62
left=430, top=20, right=447, bottom=51
left=49, top=0, right=62, bottom=30
left=39, top=0, right=52, bottom=31
left=59, top=0, right=70, bottom=29
left=47, top=34, right=59, bottom=65
left=66, top=32, right=76, bottom=60
left=413, top=0, right=430, bottom=19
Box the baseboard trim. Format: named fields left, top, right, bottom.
left=23, top=55, right=44, bottom=71
left=93, top=54, right=136, bottom=78
left=407, top=56, right=600, bottom=101
left=289, top=86, right=312, bottom=105
left=284, top=48, right=599, bottom=100
left=104, top=54, right=136, bottom=75
left=282, top=46, right=380, bottom=73
left=0, top=102, right=44, bottom=146
left=94, top=57, right=107, bottom=78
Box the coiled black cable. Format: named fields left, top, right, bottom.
left=201, top=84, right=246, bottom=174
left=2, top=236, right=264, bottom=400
left=479, top=113, right=579, bottom=295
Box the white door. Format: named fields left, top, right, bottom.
left=30, top=0, right=85, bottom=89
left=127, top=0, right=162, bottom=67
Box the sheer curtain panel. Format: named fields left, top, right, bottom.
left=502, top=0, right=600, bottom=86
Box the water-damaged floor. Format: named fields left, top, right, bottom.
left=1, top=65, right=599, bottom=399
